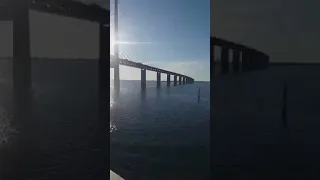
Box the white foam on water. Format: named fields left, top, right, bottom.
left=110, top=121, right=117, bottom=132
left=110, top=98, right=117, bottom=132
left=0, top=107, right=18, bottom=148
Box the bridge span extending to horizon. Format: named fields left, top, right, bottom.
left=110, top=55, right=195, bottom=91
left=211, top=37, right=269, bottom=75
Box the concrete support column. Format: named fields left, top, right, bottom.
left=211, top=44, right=215, bottom=74
left=242, top=51, right=249, bottom=72
left=254, top=52, right=260, bottom=70
left=247, top=51, right=254, bottom=70
left=167, top=74, right=170, bottom=87
left=174, top=75, right=177, bottom=86
left=262, top=55, right=269, bottom=69
left=114, top=65, right=120, bottom=92
left=183, top=77, right=186, bottom=84
left=98, top=23, right=110, bottom=178
left=179, top=76, right=182, bottom=85
left=232, top=50, right=240, bottom=73
left=248, top=52, right=254, bottom=70
left=187, top=78, right=191, bottom=84
left=157, top=72, right=161, bottom=88
left=99, top=24, right=109, bottom=97
left=221, top=47, right=229, bottom=74
left=141, top=69, right=146, bottom=89
left=13, top=0, right=32, bottom=133
left=12, top=1, right=33, bottom=177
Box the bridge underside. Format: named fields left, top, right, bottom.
left=0, top=0, right=108, bottom=23
left=211, top=37, right=269, bottom=75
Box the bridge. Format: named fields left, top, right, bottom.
left=110, top=55, right=194, bottom=90
left=0, top=0, right=113, bottom=179
left=211, top=36, right=269, bottom=75
left=110, top=0, right=194, bottom=92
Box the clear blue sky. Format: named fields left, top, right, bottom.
left=110, top=0, right=210, bottom=81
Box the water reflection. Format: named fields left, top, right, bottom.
left=165, top=86, right=171, bottom=95
left=141, top=89, right=146, bottom=101
left=156, top=87, right=161, bottom=98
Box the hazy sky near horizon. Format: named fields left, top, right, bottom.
left=212, top=0, right=320, bottom=63
left=110, top=0, right=210, bottom=81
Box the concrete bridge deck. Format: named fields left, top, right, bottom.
left=110, top=56, right=192, bottom=78
left=110, top=55, right=194, bottom=92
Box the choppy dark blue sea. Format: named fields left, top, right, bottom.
left=0, top=59, right=210, bottom=180
left=110, top=80, right=210, bottom=180
left=212, top=65, right=320, bottom=179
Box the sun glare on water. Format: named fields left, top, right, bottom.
left=110, top=96, right=117, bottom=132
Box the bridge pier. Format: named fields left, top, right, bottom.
left=99, top=23, right=109, bottom=94
left=174, top=75, right=177, bottom=86
left=13, top=0, right=33, bottom=134
left=232, top=50, right=240, bottom=73
left=248, top=51, right=254, bottom=71
left=242, top=51, right=249, bottom=72
left=179, top=76, right=182, bottom=85
left=114, top=64, right=120, bottom=92
left=13, top=0, right=32, bottom=126
left=11, top=1, right=34, bottom=178
left=141, top=69, right=146, bottom=90
left=251, top=51, right=258, bottom=70
left=248, top=52, right=252, bottom=71
left=211, top=44, right=215, bottom=74
left=157, top=72, right=161, bottom=88
left=183, top=77, right=186, bottom=84
left=167, top=74, right=170, bottom=87
left=221, top=47, right=229, bottom=74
